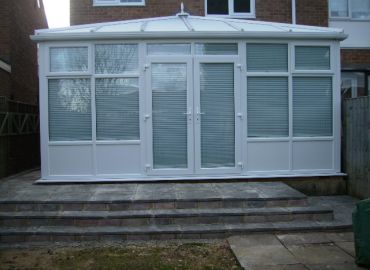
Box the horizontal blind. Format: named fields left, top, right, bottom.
left=95, top=78, right=139, bottom=140
left=152, top=64, right=188, bottom=169
left=147, top=44, right=191, bottom=55
left=195, top=43, right=238, bottom=55
left=50, top=47, right=88, bottom=72
left=247, top=44, right=288, bottom=72
left=247, top=77, right=289, bottom=137
left=200, top=63, right=235, bottom=168
left=95, top=44, right=138, bottom=74
left=48, top=79, right=91, bottom=141
left=295, top=46, right=330, bottom=70
left=293, top=77, right=333, bottom=137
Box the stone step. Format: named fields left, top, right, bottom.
left=0, top=219, right=352, bottom=243
left=0, top=197, right=307, bottom=212
left=0, top=206, right=333, bottom=227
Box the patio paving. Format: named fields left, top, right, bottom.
left=228, top=232, right=366, bottom=270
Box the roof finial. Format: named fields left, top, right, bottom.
left=177, top=2, right=189, bottom=17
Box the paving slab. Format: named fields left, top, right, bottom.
left=286, top=243, right=354, bottom=265
left=276, top=233, right=333, bottom=246
left=248, top=264, right=308, bottom=270
left=306, top=263, right=366, bottom=270
left=335, top=241, right=356, bottom=257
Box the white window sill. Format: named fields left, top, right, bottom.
left=329, top=17, right=370, bottom=22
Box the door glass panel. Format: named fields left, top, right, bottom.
left=152, top=64, right=188, bottom=169
left=200, top=63, right=235, bottom=168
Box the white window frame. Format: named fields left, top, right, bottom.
left=329, top=0, right=370, bottom=20
left=205, top=0, right=256, bottom=18
left=93, top=0, right=145, bottom=7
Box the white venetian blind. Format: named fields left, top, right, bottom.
left=247, top=44, right=288, bottom=72
left=152, top=64, right=188, bottom=169
left=200, top=63, right=235, bottom=168
left=95, top=78, right=139, bottom=140
left=195, top=43, right=238, bottom=55
left=50, top=47, right=88, bottom=72
left=295, top=46, right=330, bottom=70
left=95, top=44, right=138, bottom=74
left=247, top=77, right=289, bottom=137
left=48, top=79, right=92, bottom=141
left=293, top=77, right=333, bottom=137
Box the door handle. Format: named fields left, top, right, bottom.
left=196, top=107, right=205, bottom=116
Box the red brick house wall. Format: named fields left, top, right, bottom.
left=70, top=0, right=328, bottom=26
left=341, top=49, right=370, bottom=69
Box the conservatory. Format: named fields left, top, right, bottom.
left=32, top=12, right=346, bottom=181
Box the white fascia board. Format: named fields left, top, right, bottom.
left=0, top=60, right=11, bottom=73
left=31, top=31, right=348, bottom=42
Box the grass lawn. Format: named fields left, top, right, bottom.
left=0, top=242, right=241, bottom=270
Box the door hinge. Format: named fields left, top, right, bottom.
left=238, top=162, right=244, bottom=169
left=144, top=64, right=150, bottom=71
left=144, top=114, right=150, bottom=121
left=237, top=63, right=243, bottom=71
left=237, top=113, right=243, bottom=120
left=145, top=164, right=151, bottom=171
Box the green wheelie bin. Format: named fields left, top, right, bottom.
left=353, top=198, right=370, bottom=268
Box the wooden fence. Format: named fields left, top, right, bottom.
left=0, top=97, right=40, bottom=178
left=343, top=96, right=370, bottom=199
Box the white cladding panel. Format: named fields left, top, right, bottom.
left=49, top=145, right=94, bottom=175
left=246, top=141, right=290, bottom=172
left=329, top=20, right=370, bottom=48
left=292, top=141, right=333, bottom=170
left=96, top=145, right=141, bottom=175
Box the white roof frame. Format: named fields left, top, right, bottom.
left=31, top=14, right=347, bottom=42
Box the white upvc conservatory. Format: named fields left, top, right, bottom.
left=32, top=12, right=347, bottom=182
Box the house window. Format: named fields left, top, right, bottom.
left=93, top=0, right=145, bottom=6
left=50, top=47, right=88, bottom=73
left=330, top=0, right=370, bottom=19
left=206, top=0, right=255, bottom=17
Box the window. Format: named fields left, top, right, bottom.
left=247, top=77, right=289, bottom=137
left=50, top=47, right=88, bottom=73
left=293, top=77, right=333, bottom=137
left=96, top=78, right=139, bottom=140
left=48, top=79, right=92, bottom=141
left=206, top=0, right=255, bottom=17
left=93, top=0, right=145, bottom=6
left=330, top=0, right=370, bottom=19
left=341, top=72, right=368, bottom=98
left=195, top=43, right=238, bottom=55
left=147, top=44, right=191, bottom=55
left=295, top=46, right=330, bottom=71
left=246, top=43, right=289, bottom=138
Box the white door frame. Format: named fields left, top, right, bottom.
left=145, top=56, right=194, bottom=175
left=193, top=56, right=242, bottom=175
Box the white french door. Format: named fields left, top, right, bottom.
left=146, top=57, right=241, bottom=176
left=194, top=58, right=241, bottom=174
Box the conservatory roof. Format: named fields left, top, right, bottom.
left=31, top=12, right=347, bottom=42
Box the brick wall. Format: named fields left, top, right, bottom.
left=9, top=0, right=48, bottom=104
left=341, top=49, right=370, bottom=69
left=71, top=0, right=328, bottom=26
left=71, top=0, right=204, bottom=25
left=296, top=0, right=328, bottom=26
left=0, top=69, right=11, bottom=98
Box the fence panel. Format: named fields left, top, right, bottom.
left=343, top=96, right=370, bottom=199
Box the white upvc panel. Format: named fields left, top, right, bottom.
left=246, top=141, right=290, bottom=172
left=329, top=20, right=370, bottom=48
left=96, top=144, right=141, bottom=174
left=292, top=141, right=333, bottom=170
left=49, top=145, right=94, bottom=176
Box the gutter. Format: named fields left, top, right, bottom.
left=31, top=31, right=348, bottom=42
left=0, top=60, right=11, bottom=73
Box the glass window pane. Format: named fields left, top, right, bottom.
left=295, top=46, right=330, bottom=70
left=247, top=44, right=288, bottom=72
left=195, top=43, right=238, bottom=55
left=330, top=0, right=349, bottom=17
left=352, top=0, right=370, bottom=19
left=50, top=47, right=88, bottom=72
left=152, top=64, right=188, bottom=169
left=207, top=0, right=229, bottom=14
left=147, top=44, right=191, bottom=55
left=200, top=63, right=235, bottom=168
left=48, top=79, right=91, bottom=141
left=95, top=44, right=138, bottom=74
left=96, top=78, right=139, bottom=140
left=247, top=77, right=289, bottom=137
left=234, top=0, right=251, bottom=13
left=293, top=77, right=333, bottom=137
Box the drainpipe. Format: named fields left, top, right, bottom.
left=292, top=0, right=296, bottom=24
